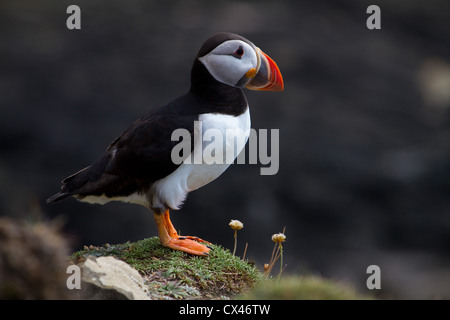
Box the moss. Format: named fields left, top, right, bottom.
left=71, top=237, right=263, bottom=299
left=239, top=275, right=372, bottom=300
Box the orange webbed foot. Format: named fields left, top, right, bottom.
left=165, top=237, right=211, bottom=256
left=177, top=236, right=211, bottom=245
left=154, top=210, right=211, bottom=256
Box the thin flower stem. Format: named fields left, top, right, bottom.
left=265, top=243, right=281, bottom=277
left=278, top=243, right=283, bottom=279
left=232, top=230, right=237, bottom=256
left=269, top=243, right=277, bottom=266
left=242, top=242, right=248, bottom=261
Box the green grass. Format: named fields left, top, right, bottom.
left=71, top=237, right=263, bottom=299
left=71, top=238, right=370, bottom=300
left=239, top=275, right=372, bottom=300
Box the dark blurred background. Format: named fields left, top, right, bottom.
left=1, top=0, right=449, bottom=299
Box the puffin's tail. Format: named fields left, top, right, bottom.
left=46, top=191, right=73, bottom=203
left=46, top=166, right=91, bottom=203
left=46, top=152, right=122, bottom=204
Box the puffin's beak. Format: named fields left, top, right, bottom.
left=246, top=48, right=284, bottom=91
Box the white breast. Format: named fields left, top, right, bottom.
left=150, top=107, right=251, bottom=210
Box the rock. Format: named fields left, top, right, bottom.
left=78, top=256, right=150, bottom=300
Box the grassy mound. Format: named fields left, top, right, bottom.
left=71, top=237, right=262, bottom=299
left=71, top=237, right=370, bottom=300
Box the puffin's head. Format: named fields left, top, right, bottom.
left=194, top=32, right=284, bottom=91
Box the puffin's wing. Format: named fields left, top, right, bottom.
left=47, top=111, right=194, bottom=203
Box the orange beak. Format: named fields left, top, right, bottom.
left=246, top=48, right=284, bottom=91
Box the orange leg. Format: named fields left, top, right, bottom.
left=154, top=210, right=211, bottom=256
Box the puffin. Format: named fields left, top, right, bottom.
left=47, top=32, right=283, bottom=255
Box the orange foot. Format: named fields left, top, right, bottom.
left=153, top=210, right=211, bottom=256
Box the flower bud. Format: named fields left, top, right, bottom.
left=229, top=220, right=244, bottom=230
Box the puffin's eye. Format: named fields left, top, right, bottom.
left=233, top=46, right=244, bottom=59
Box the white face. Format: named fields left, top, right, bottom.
left=198, top=40, right=258, bottom=88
